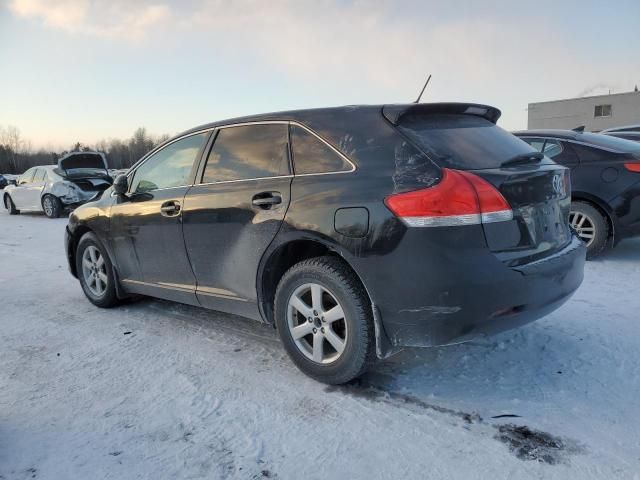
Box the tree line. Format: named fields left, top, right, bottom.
left=0, top=125, right=170, bottom=174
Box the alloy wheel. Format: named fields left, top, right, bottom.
left=43, top=196, right=53, bottom=216
left=82, top=245, right=108, bottom=297
left=569, top=211, right=595, bottom=246
left=287, top=283, right=347, bottom=364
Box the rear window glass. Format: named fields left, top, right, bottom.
left=397, top=114, right=540, bottom=170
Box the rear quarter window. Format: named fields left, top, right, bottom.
left=396, top=114, right=543, bottom=170
left=290, top=125, right=352, bottom=175
left=570, top=143, right=616, bottom=163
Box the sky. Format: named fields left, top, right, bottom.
left=1, top=0, right=639, bottom=150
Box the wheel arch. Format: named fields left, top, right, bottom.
left=572, top=191, right=616, bottom=241
left=258, top=238, right=338, bottom=324
left=67, top=225, right=94, bottom=278
left=68, top=225, right=128, bottom=299
left=257, top=236, right=396, bottom=359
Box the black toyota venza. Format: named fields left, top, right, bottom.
left=514, top=129, right=640, bottom=257
left=65, top=103, right=585, bottom=384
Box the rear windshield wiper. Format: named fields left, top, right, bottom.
left=501, top=152, right=544, bottom=167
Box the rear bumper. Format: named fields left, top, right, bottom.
left=372, top=234, right=586, bottom=348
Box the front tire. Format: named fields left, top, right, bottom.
left=274, top=256, right=375, bottom=384
left=42, top=194, right=62, bottom=218
left=75, top=232, right=120, bottom=308
left=569, top=201, right=609, bottom=259
left=4, top=195, right=19, bottom=215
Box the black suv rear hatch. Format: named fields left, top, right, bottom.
left=387, top=105, right=572, bottom=265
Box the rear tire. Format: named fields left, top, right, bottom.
left=75, top=232, right=120, bottom=308
left=274, top=256, right=375, bottom=384
left=4, top=194, right=19, bottom=215
left=570, top=201, right=609, bottom=259
left=42, top=194, right=62, bottom=218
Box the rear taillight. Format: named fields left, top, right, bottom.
left=384, top=168, right=513, bottom=227
left=624, top=162, right=640, bottom=172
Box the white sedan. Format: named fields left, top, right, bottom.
left=3, top=152, right=113, bottom=218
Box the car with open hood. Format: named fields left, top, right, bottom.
left=3, top=152, right=113, bottom=218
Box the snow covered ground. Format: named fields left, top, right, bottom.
left=1, top=205, right=639, bottom=479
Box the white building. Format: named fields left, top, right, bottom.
left=528, top=89, right=640, bottom=132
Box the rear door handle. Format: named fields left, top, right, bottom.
left=160, top=200, right=181, bottom=217
left=252, top=192, right=282, bottom=209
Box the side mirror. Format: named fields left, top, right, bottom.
left=113, top=174, right=129, bottom=195
left=8, top=179, right=17, bottom=185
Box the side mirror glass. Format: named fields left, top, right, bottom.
left=113, top=174, right=129, bottom=195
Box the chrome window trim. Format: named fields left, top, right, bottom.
left=197, top=174, right=294, bottom=187
left=196, top=120, right=356, bottom=186
left=287, top=121, right=357, bottom=175
left=123, top=119, right=357, bottom=194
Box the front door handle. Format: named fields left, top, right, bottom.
left=160, top=200, right=181, bottom=217
left=252, top=192, right=282, bottom=209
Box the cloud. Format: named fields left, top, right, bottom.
left=8, top=0, right=171, bottom=39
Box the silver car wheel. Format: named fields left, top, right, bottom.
left=287, top=283, right=347, bottom=364
left=569, top=211, right=595, bottom=246
left=82, top=245, right=108, bottom=297
left=43, top=196, right=53, bottom=216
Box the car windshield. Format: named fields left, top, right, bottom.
left=579, top=132, right=640, bottom=153
left=396, top=114, right=547, bottom=170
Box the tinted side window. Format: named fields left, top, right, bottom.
left=550, top=141, right=579, bottom=166
left=521, top=137, right=545, bottom=152
left=543, top=139, right=562, bottom=158
left=201, top=124, right=289, bottom=183
left=570, top=143, right=611, bottom=163
left=290, top=125, right=352, bottom=174
left=131, top=133, right=207, bottom=193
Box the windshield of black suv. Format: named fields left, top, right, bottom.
left=397, top=114, right=548, bottom=170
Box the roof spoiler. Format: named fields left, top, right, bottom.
left=382, top=103, right=502, bottom=125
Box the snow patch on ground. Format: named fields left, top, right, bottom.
left=1, top=207, right=639, bottom=479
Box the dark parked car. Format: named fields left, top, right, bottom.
left=514, top=129, right=640, bottom=257
left=65, top=104, right=585, bottom=384
left=601, top=125, right=640, bottom=143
